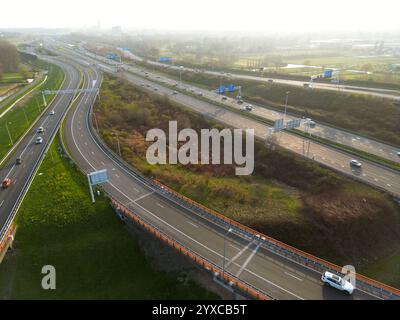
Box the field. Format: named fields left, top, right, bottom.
left=94, top=75, right=400, bottom=286
left=0, top=139, right=217, bottom=299
left=0, top=58, right=64, bottom=160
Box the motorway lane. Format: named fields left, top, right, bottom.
left=112, top=70, right=400, bottom=197
left=61, top=44, right=400, bottom=163
left=62, top=61, right=380, bottom=300
left=0, top=60, right=81, bottom=239
left=124, top=64, right=400, bottom=164
left=52, top=46, right=400, bottom=194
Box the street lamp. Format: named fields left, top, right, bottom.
left=5, top=122, right=13, bottom=146
left=222, top=228, right=233, bottom=280
left=113, top=131, right=121, bottom=157
left=283, top=91, right=290, bottom=122
left=179, top=66, right=184, bottom=87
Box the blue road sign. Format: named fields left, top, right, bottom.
left=159, top=57, right=172, bottom=62
left=323, top=69, right=333, bottom=78
left=218, top=85, right=226, bottom=94
left=228, top=84, right=235, bottom=92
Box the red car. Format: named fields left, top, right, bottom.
left=2, top=178, right=12, bottom=189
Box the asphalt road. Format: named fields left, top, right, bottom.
left=131, top=65, right=400, bottom=164
left=51, top=44, right=400, bottom=197
left=60, top=57, right=383, bottom=300
left=102, top=46, right=400, bottom=100
left=57, top=43, right=400, bottom=166
left=0, top=59, right=81, bottom=240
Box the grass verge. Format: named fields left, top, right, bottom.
left=0, top=139, right=217, bottom=299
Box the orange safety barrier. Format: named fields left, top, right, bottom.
left=112, top=199, right=271, bottom=300
left=152, top=179, right=400, bottom=298
left=0, top=224, right=16, bottom=261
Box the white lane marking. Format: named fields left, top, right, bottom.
left=285, top=272, right=303, bottom=281
left=0, top=200, right=4, bottom=208
left=133, top=192, right=154, bottom=203
left=226, top=240, right=255, bottom=268
left=156, top=202, right=165, bottom=209
left=187, top=221, right=199, bottom=228
left=230, top=244, right=241, bottom=250
left=133, top=200, right=305, bottom=300
left=236, top=243, right=261, bottom=277
left=69, top=67, right=305, bottom=300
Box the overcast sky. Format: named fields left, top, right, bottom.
left=1, top=0, right=399, bottom=33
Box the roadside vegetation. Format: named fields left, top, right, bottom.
left=0, top=40, right=35, bottom=98
left=0, top=139, right=217, bottom=299
left=0, top=54, right=64, bottom=160
left=136, top=61, right=400, bottom=147
left=93, top=75, right=400, bottom=287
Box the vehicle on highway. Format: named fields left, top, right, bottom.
left=197, top=92, right=203, bottom=96
left=172, top=91, right=178, bottom=95
left=242, top=104, right=253, bottom=111
left=154, top=88, right=158, bottom=91
left=222, top=96, right=228, bottom=100
left=305, top=119, right=316, bottom=128
left=2, top=178, right=12, bottom=189
left=321, top=271, right=354, bottom=295
left=49, top=110, right=55, bottom=115
left=268, top=79, right=274, bottom=83
left=35, top=137, right=43, bottom=144
left=397, top=151, right=400, bottom=156
left=303, top=83, right=311, bottom=88
left=350, top=159, right=362, bottom=168
left=37, top=127, right=45, bottom=133
left=237, top=99, right=244, bottom=104
left=16, top=157, right=23, bottom=165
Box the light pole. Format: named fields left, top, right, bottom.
left=113, top=132, right=121, bottom=156
left=222, top=228, right=233, bottom=280
left=283, top=91, right=290, bottom=122
left=5, top=122, right=13, bottom=146
left=179, top=66, right=184, bottom=87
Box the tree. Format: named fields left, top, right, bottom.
left=0, top=40, right=20, bottom=72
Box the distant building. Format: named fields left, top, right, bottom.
left=111, top=26, right=123, bottom=36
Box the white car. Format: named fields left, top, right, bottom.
left=350, top=159, right=362, bottom=168
left=49, top=110, right=55, bottom=115
left=321, top=271, right=354, bottom=295
left=397, top=151, right=400, bottom=157
left=242, top=104, right=253, bottom=111
left=37, top=127, right=44, bottom=133
left=35, top=137, right=43, bottom=144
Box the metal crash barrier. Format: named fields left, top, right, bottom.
left=111, top=199, right=273, bottom=301
left=0, top=224, right=16, bottom=264
left=151, top=180, right=400, bottom=300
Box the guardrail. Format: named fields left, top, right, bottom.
left=110, top=198, right=273, bottom=300
left=0, top=224, right=16, bottom=264
left=151, top=179, right=400, bottom=300
left=83, top=65, right=400, bottom=300
left=0, top=64, right=78, bottom=245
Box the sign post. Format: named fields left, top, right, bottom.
left=87, top=169, right=109, bottom=203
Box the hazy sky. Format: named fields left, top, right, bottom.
left=1, top=0, right=399, bottom=33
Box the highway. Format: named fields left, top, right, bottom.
left=130, top=66, right=400, bottom=165
left=52, top=45, right=400, bottom=197
left=62, top=59, right=382, bottom=300
left=0, top=59, right=81, bottom=241
left=114, top=47, right=400, bottom=100
left=58, top=43, right=400, bottom=167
